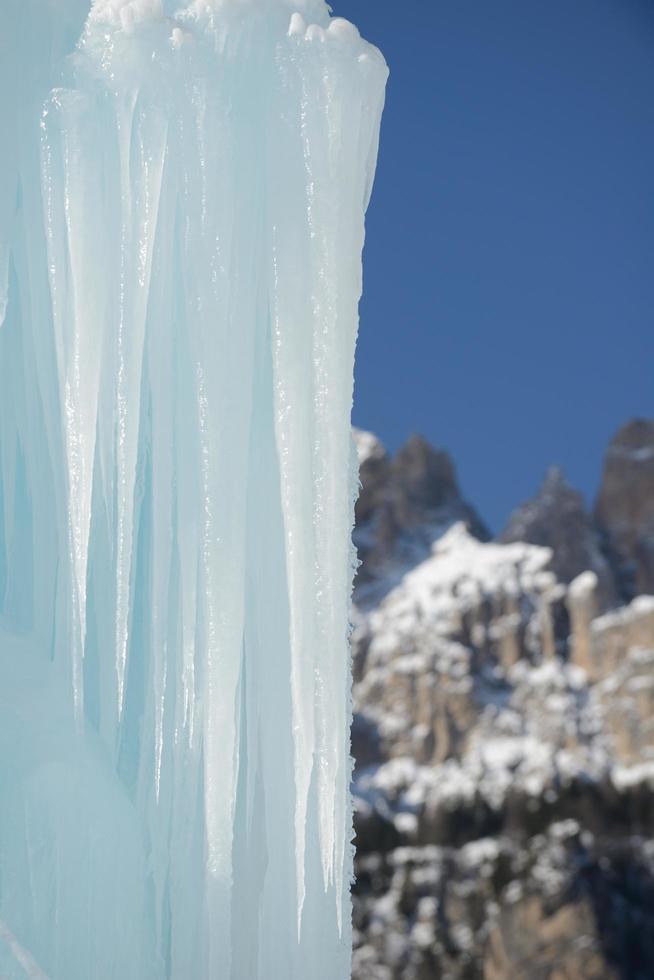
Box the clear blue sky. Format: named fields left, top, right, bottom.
left=338, top=0, right=654, bottom=532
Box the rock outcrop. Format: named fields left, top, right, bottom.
left=595, top=418, right=654, bottom=600
left=500, top=466, right=617, bottom=610
left=353, top=431, right=489, bottom=606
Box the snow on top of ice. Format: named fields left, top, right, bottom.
left=87, top=0, right=373, bottom=58
left=170, top=24, right=185, bottom=45
left=287, top=11, right=306, bottom=34
left=89, top=0, right=330, bottom=15
left=90, top=0, right=164, bottom=30
left=297, top=19, right=363, bottom=45
left=288, top=11, right=377, bottom=51
left=88, top=0, right=334, bottom=31
left=186, top=0, right=331, bottom=19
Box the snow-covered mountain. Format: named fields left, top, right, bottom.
left=351, top=420, right=654, bottom=980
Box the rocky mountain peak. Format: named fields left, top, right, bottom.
left=500, top=464, right=617, bottom=609
left=387, top=433, right=461, bottom=521
left=604, top=417, right=654, bottom=455
left=540, top=463, right=571, bottom=495
left=352, top=430, right=489, bottom=604
left=595, top=418, right=654, bottom=600
left=354, top=429, right=390, bottom=526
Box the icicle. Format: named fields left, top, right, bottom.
left=0, top=242, right=9, bottom=331
left=269, top=14, right=387, bottom=933
left=41, top=87, right=108, bottom=720
left=0, top=1, right=387, bottom=976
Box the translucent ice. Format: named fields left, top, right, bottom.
left=0, top=1, right=387, bottom=978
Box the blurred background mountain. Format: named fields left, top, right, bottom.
left=351, top=417, right=654, bottom=980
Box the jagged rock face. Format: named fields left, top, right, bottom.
left=570, top=591, right=654, bottom=767
left=354, top=827, right=654, bottom=980
left=352, top=527, right=615, bottom=855
left=354, top=429, right=391, bottom=527
left=351, top=422, right=654, bottom=980
left=500, top=466, right=617, bottom=611
left=354, top=524, right=560, bottom=769
left=387, top=435, right=474, bottom=528
left=352, top=430, right=489, bottom=604
left=595, top=419, right=654, bottom=599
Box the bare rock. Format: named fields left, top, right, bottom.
left=588, top=594, right=654, bottom=681
left=353, top=431, right=489, bottom=604
left=595, top=419, right=654, bottom=599
left=354, top=429, right=391, bottom=527
left=501, top=466, right=617, bottom=610
left=484, top=895, right=616, bottom=980
left=567, top=571, right=601, bottom=675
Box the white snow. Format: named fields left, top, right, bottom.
left=363, top=523, right=554, bottom=662
left=568, top=569, right=598, bottom=602
left=608, top=445, right=654, bottom=462
left=612, top=762, right=654, bottom=791
left=89, top=0, right=164, bottom=29
left=592, top=593, right=654, bottom=634
left=354, top=427, right=387, bottom=467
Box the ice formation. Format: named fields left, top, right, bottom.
left=0, top=1, right=387, bottom=977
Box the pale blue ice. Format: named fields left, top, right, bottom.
left=0, top=1, right=387, bottom=977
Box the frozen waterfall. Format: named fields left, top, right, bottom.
left=0, top=1, right=387, bottom=977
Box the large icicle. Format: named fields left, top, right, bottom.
left=0, top=2, right=387, bottom=978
